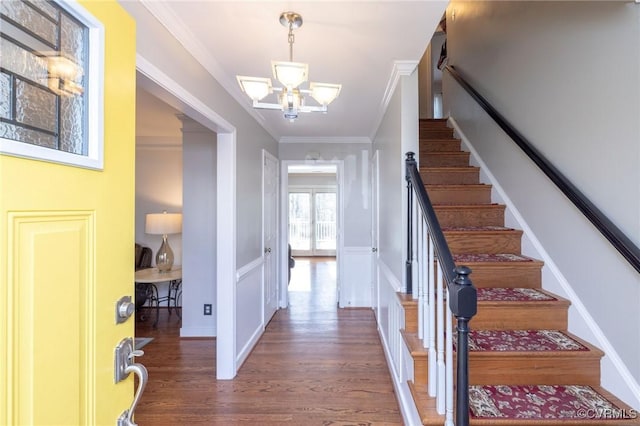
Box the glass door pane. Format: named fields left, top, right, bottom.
left=315, top=192, right=336, bottom=252
left=289, top=193, right=311, bottom=252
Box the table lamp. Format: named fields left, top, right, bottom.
left=145, top=211, right=182, bottom=272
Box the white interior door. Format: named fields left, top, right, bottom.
left=263, top=151, right=279, bottom=324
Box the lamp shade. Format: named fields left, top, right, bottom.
left=272, top=61, right=308, bottom=88
left=145, top=212, right=182, bottom=235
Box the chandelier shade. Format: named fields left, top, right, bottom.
left=236, top=11, right=341, bottom=121
left=236, top=76, right=272, bottom=101
left=272, top=61, right=309, bottom=89
left=310, top=82, right=342, bottom=106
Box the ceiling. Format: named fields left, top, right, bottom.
left=135, top=1, right=447, bottom=142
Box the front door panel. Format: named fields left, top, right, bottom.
left=0, top=1, right=136, bottom=424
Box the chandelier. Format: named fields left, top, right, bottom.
left=236, top=12, right=342, bottom=122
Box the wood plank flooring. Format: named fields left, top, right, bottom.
left=135, top=257, right=402, bottom=425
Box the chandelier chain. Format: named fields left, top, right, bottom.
left=288, top=22, right=295, bottom=62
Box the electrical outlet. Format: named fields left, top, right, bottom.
left=204, top=304, right=212, bottom=315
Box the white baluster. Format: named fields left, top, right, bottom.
left=436, top=262, right=445, bottom=414
left=428, top=234, right=437, bottom=397
left=417, top=216, right=425, bottom=341
left=445, top=287, right=454, bottom=426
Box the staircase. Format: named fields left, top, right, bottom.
left=401, top=118, right=640, bottom=425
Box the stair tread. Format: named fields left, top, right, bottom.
left=427, top=184, right=490, bottom=188
left=454, top=253, right=536, bottom=263
left=465, top=329, right=603, bottom=356
left=443, top=225, right=514, bottom=231
left=468, top=384, right=640, bottom=424
left=421, top=166, right=479, bottom=171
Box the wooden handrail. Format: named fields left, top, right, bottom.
left=445, top=65, right=640, bottom=274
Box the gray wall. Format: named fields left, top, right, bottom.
left=446, top=0, right=640, bottom=406
left=120, top=2, right=278, bottom=339
left=279, top=142, right=372, bottom=248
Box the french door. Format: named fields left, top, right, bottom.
left=289, top=189, right=336, bottom=256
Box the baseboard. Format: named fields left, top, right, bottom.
left=235, top=322, right=263, bottom=370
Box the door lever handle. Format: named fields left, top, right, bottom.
left=117, top=363, right=148, bottom=426
left=115, top=337, right=149, bottom=426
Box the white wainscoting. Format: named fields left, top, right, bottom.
left=376, top=259, right=421, bottom=425
left=339, top=247, right=373, bottom=308
left=235, top=256, right=264, bottom=368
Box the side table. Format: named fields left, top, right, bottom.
left=135, top=267, right=182, bottom=328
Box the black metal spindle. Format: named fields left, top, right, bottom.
left=405, top=152, right=415, bottom=295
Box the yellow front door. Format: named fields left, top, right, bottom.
left=0, top=1, right=137, bottom=424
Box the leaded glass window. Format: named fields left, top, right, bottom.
left=0, top=0, right=103, bottom=169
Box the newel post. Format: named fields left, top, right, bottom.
left=405, top=152, right=416, bottom=295
left=451, top=265, right=477, bottom=426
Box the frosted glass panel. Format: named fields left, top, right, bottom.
left=1, top=1, right=58, bottom=45
left=16, top=79, right=57, bottom=132
left=0, top=0, right=91, bottom=158
left=60, top=14, right=85, bottom=67
left=0, top=73, right=10, bottom=119
left=0, top=38, right=48, bottom=85
left=60, top=95, right=85, bottom=154
left=29, top=1, right=59, bottom=22
left=0, top=122, right=56, bottom=148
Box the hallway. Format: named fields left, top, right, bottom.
left=135, top=257, right=402, bottom=425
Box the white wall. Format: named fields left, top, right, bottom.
left=445, top=0, right=640, bottom=407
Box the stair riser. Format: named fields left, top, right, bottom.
left=419, top=118, right=448, bottom=126
left=422, top=153, right=470, bottom=167
left=421, top=169, right=479, bottom=185
left=404, top=304, right=418, bottom=333
left=412, top=356, right=428, bottom=386
left=419, top=140, right=461, bottom=152
left=464, top=263, right=542, bottom=288
left=473, top=304, right=568, bottom=330
left=427, top=186, right=492, bottom=205
left=434, top=206, right=505, bottom=227
left=420, top=129, right=454, bottom=139
left=467, top=356, right=601, bottom=386
left=445, top=231, right=523, bottom=255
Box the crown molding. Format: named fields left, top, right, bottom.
left=138, top=0, right=278, bottom=140
left=370, top=60, right=419, bottom=140
left=279, top=136, right=371, bottom=145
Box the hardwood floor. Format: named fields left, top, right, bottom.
left=135, top=257, right=402, bottom=425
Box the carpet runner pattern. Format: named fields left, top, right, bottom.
left=467, top=330, right=588, bottom=352
left=454, top=253, right=534, bottom=262
left=469, top=385, right=633, bottom=420
left=476, top=287, right=556, bottom=301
